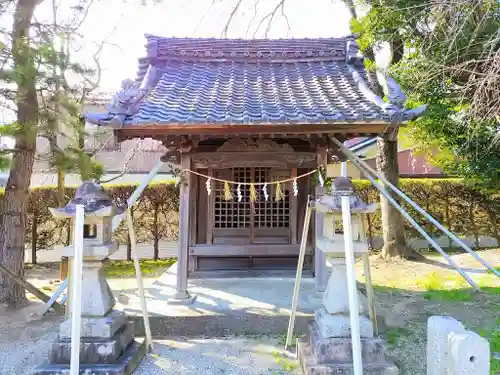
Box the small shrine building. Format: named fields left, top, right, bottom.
left=86, top=35, right=423, bottom=298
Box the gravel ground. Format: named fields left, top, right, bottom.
left=0, top=302, right=299, bottom=375
left=0, top=304, right=60, bottom=375
left=135, top=338, right=300, bottom=375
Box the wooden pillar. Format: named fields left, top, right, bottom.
left=188, top=172, right=198, bottom=273
left=175, top=154, right=193, bottom=300
left=290, top=168, right=298, bottom=245
left=206, top=168, right=214, bottom=245
left=314, top=148, right=329, bottom=292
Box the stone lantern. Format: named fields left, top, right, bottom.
left=298, top=177, right=399, bottom=374
left=33, top=181, right=145, bottom=375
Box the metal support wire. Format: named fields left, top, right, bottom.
left=332, top=137, right=500, bottom=279
left=330, top=138, right=480, bottom=291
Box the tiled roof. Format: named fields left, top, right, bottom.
left=133, top=61, right=385, bottom=125
left=136, top=36, right=385, bottom=125
left=88, top=36, right=391, bottom=127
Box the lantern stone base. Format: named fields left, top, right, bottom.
left=297, top=323, right=399, bottom=375
left=32, top=312, right=146, bottom=375
left=315, top=307, right=374, bottom=339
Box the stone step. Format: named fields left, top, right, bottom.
left=129, top=312, right=315, bottom=337
left=298, top=339, right=399, bottom=375
left=33, top=340, right=146, bottom=375
left=308, top=323, right=387, bottom=364
left=49, top=322, right=135, bottom=365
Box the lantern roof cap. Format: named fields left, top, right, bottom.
left=49, top=181, right=125, bottom=219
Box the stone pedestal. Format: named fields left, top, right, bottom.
left=298, top=324, right=399, bottom=375
left=298, top=189, right=398, bottom=375
left=33, top=182, right=147, bottom=375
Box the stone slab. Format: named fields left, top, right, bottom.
left=49, top=322, right=134, bottom=365
left=60, top=310, right=127, bottom=339
left=32, top=340, right=146, bottom=375
left=113, top=269, right=390, bottom=338
left=426, top=315, right=465, bottom=375
left=448, top=331, right=490, bottom=375
left=308, top=323, right=385, bottom=364
left=130, top=312, right=314, bottom=338
left=315, top=307, right=374, bottom=339
left=298, top=339, right=399, bottom=375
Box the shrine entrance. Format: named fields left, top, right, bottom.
left=186, top=138, right=317, bottom=274
left=213, top=167, right=291, bottom=245
left=193, top=165, right=312, bottom=273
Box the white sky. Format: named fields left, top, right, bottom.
left=0, top=0, right=352, bottom=144
left=66, top=0, right=352, bottom=91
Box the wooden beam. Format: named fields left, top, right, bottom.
left=189, top=244, right=301, bottom=257
left=314, top=147, right=329, bottom=292
left=188, top=172, right=198, bottom=273
left=290, top=168, right=298, bottom=245
left=189, top=173, right=198, bottom=246
left=116, top=123, right=388, bottom=141
left=0, top=263, right=65, bottom=314
left=206, top=168, right=214, bottom=245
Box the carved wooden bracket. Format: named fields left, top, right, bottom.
left=161, top=148, right=181, bottom=164
left=191, top=152, right=316, bottom=169
left=216, top=138, right=295, bottom=152
left=187, top=137, right=317, bottom=168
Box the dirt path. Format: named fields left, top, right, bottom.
left=0, top=302, right=60, bottom=375
left=2, top=249, right=498, bottom=375
left=357, top=249, right=500, bottom=375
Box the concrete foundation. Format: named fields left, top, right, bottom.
left=110, top=262, right=386, bottom=338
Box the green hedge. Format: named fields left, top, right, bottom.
left=1, top=181, right=179, bottom=263
left=1, top=179, right=499, bottom=263
left=355, top=179, right=500, bottom=248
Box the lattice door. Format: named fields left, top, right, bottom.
left=212, top=167, right=291, bottom=245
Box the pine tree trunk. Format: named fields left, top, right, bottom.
left=0, top=0, right=39, bottom=304
left=376, top=137, right=414, bottom=260
left=57, top=170, right=70, bottom=280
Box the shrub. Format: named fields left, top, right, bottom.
left=1, top=178, right=499, bottom=263
left=0, top=181, right=179, bottom=262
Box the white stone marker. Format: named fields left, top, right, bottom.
left=427, top=316, right=465, bottom=375
left=448, top=331, right=490, bottom=375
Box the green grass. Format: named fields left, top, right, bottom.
left=487, top=266, right=500, bottom=275
left=384, top=327, right=413, bottom=345
left=414, top=271, right=500, bottom=302
left=271, top=351, right=298, bottom=372
left=422, top=289, right=473, bottom=301
left=103, top=258, right=176, bottom=278
left=415, top=272, right=447, bottom=291
left=478, top=318, right=500, bottom=375
left=276, top=332, right=301, bottom=347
